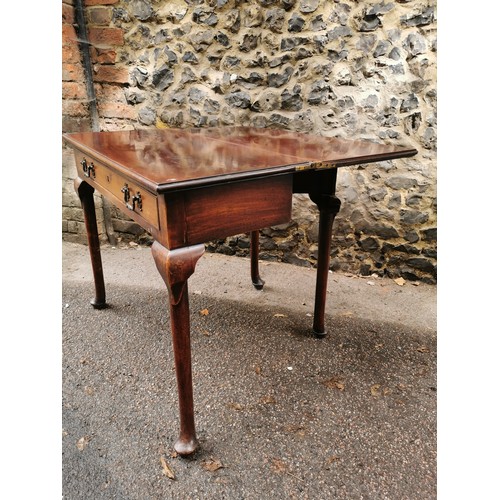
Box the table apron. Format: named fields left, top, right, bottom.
left=161, top=174, right=293, bottom=249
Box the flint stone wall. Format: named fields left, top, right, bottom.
left=62, top=0, right=437, bottom=283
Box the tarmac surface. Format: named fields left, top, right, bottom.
left=62, top=241, right=437, bottom=499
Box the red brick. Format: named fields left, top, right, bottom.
left=90, top=47, right=116, bottom=64
left=88, top=6, right=112, bottom=25
left=62, top=63, right=85, bottom=82
left=63, top=99, right=89, bottom=117
left=62, top=82, right=87, bottom=100
left=88, top=27, right=124, bottom=47
left=95, top=83, right=126, bottom=102
left=98, top=102, right=136, bottom=120
left=85, top=0, right=119, bottom=5
left=62, top=3, right=74, bottom=24
left=62, top=44, right=81, bottom=64
left=93, top=65, right=129, bottom=84
left=62, top=23, right=78, bottom=45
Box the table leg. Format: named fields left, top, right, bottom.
left=74, top=177, right=106, bottom=309
left=250, top=230, right=265, bottom=290
left=151, top=241, right=205, bottom=456
left=309, top=193, right=341, bottom=337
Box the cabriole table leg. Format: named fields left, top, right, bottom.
left=309, top=193, right=341, bottom=337
left=250, top=230, right=265, bottom=290
left=151, top=241, right=205, bottom=456
left=74, top=177, right=106, bottom=309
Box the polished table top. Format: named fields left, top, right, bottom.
left=64, top=127, right=417, bottom=193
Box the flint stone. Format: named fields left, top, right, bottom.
left=359, top=14, right=381, bottom=32
left=393, top=244, right=420, bottom=255
left=265, top=8, right=286, bottom=32
left=268, top=66, right=294, bottom=87
left=281, top=88, right=302, bottom=111
left=215, top=32, right=230, bottom=47
left=400, top=93, right=419, bottom=112
left=188, top=87, right=206, bottom=104
left=180, top=67, right=197, bottom=85
left=138, top=107, right=156, bottom=125
left=288, top=13, right=305, bottom=32
left=407, top=258, right=436, bottom=275
left=154, top=29, right=171, bottom=45
left=400, top=209, right=429, bottom=225
left=367, top=2, right=394, bottom=15
left=125, top=90, right=146, bottom=104
left=182, top=51, right=199, bottom=64
left=226, top=91, right=251, bottom=108
left=403, top=33, right=427, bottom=57
left=240, top=34, right=259, bottom=52
left=404, top=231, right=419, bottom=243
left=191, top=30, right=214, bottom=51
left=193, top=9, right=218, bottom=26
left=401, top=7, right=434, bottom=27
left=310, top=15, right=326, bottom=31
left=204, top=98, right=220, bottom=114
left=299, top=0, right=319, bottom=13
left=327, top=26, right=352, bottom=41
left=374, top=40, right=391, bottom=57
left=359, top=237, right=379, bottom=252
left=385, top=176, right=418, bottom=190
left=131, top=67, right=148, bottom=87
left=131, top=0, right=153, bottom=21
left=225, top=10, right=241, bottom=32
left=152, top=65, right=174, bottom=90
left=282, top=0, right=297, bottom=11
left=327, top=49, right=348, bottom=63
left=422, top=228, right=437, bottom=241
left=307, top=79, right=331, bottom=105
left=269, top=54, right=291, bottom=67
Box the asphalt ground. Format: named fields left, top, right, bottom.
left=62, top=241, right=437, bottom=499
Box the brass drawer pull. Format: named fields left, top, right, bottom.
left=80, top=158, right=95, bottom=179
left=121, top=183, right=142, bottom=212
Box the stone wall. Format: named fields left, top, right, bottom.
left=62, top=0, right=437, bottom=283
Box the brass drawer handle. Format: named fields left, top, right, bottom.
left=80, top=158, right=95, bottom=179
left=121, top=183, right=142, bottom=212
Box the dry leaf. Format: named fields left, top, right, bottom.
left=202, top=458, right=224, bottom=472
left=271, top=458, right=288, bottom=474
left=274, top=313, right=287, bottom=318
left=283, top=424, right=307, bottom=437
left=76, top=436, right=89, bottom=451
left=416, top=345, right=430, bottom=353
left=160, top=456, right=175, bottom=480
left=199, top=308, right=209, bottom=316
left=254, top=365, right=262, bottom=376
left=227, top=402, right=244, bottom=411
left=322, top=377, right=345, bottom=391
left=84, top=386, right=94, bottom=396
left=327, top=455, right=340, bottom=464
left=259, top=395, right=276, bottom=404
left=374, top=343, right=384, bottom=350
left=340, top=311, right=354, bottom=317
left=394, top=277, right=406, bottom=286
left=370, top=384, right=381, bottom=397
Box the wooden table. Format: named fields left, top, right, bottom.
left=63, top=126, right=417, bottom=456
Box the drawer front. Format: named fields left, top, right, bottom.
left=74, top=151, right=159, bottom=231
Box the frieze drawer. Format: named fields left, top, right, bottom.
left=75, top=151, right=159, bottom=232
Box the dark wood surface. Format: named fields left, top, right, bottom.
left=64, top=127, right=417, bottom=193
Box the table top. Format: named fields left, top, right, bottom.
left=64, top=127, right=417, bottom=193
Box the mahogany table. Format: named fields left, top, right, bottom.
left=63, top=126, right=417, bottom=456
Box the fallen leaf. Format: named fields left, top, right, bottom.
left=283, top=424, right=307, bottom=437
left=394, top=277, right=406, bottom=286
left=199, top=308, right=209, bottom=316
left=370, top=384, right=381, bottom=397
left=201, top=329, right=210, bottom=336
left=274, top=313, right=287, bottom=318
left=411, top=281, right=420, bottom=286
left=416, top=345, right=430, bottom=353
left=340, top=311, right=354, bottom=317
left=254, top=365, right=262, bottom=376
left=374, top=343, right=384, bottom=350
left=259, top=395, right=276, bottom=404
left=202, top=457, right=224, bottom=472
left=84, top=386, right=94, bottom=396
left=326, top=455, right=340, bottom=464
left=322, top=377, right=345, bottom=391
left=160, top=456, right=175, bottom=480
left=227, top=402, right=244, bottom=411
left=367, top=280, right=375, bottom=286
left=271, top=458, right=288, bottom=474
left=76, top=436, right=89, bottom=451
